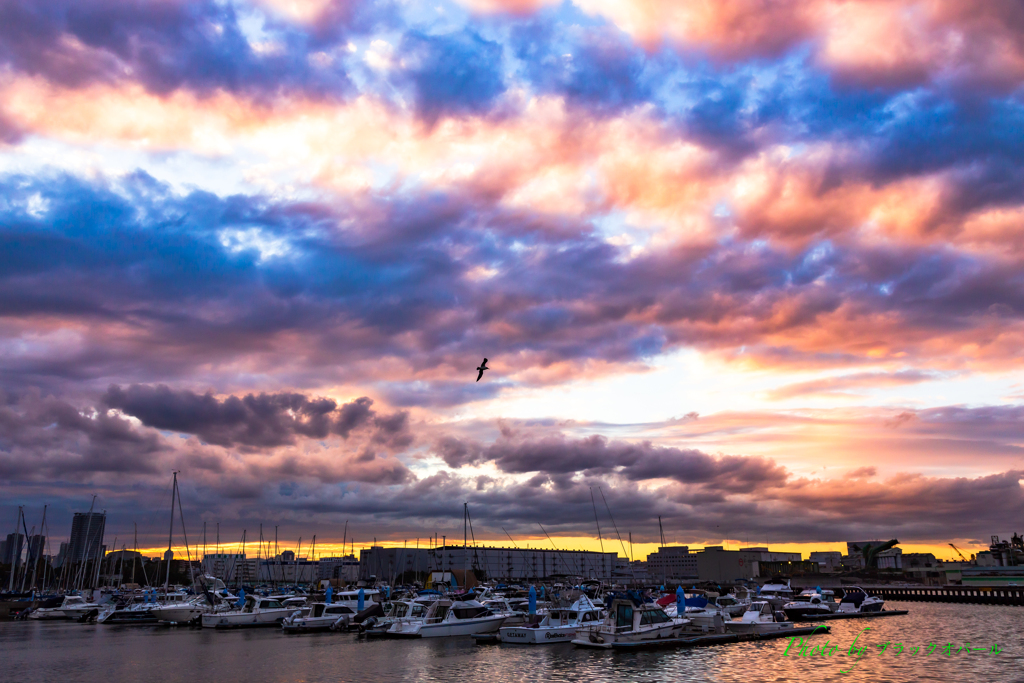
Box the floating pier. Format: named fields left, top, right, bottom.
left=800, top=609, right=908, bottom=622
left=605, top=625, right=831, bottom=651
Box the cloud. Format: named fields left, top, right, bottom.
left=103, top=384, right=410, bottom=450
left=767, top=370, right=941, bottom=400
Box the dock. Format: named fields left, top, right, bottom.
left=800, top=609, right=908, bottom=622
left=605, top=625, right=831, bottom=651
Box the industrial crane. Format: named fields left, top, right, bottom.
left=949, top=543, right=968, bottom=562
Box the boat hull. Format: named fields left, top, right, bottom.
left=201, top=610, right=292, bottom=628
left=498, top=625, right=576, bottom=644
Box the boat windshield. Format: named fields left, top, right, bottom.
left=391, top=604, right=409, bottom=618
left=615, top=604, right=634, bottom=631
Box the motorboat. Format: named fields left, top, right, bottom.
left=716, top=588, right=753, bottom=617
left=782, top=588, right=837, bottom=621
left=363, top=598, right=433, bottom=637
left=498, top=595, right=602, bottom=644
left=153, top=592, right=239, bottom=625
left=572, top=593, right=689, bottom=649
left=724, top=600, right=793, bottom=635
left=387, top=598, right=507, bottom=638
left=282, top=602, right=358, bottom=632
left=97, top=590, right=194, bottom=624
left=481, top=597, right=530, bottom=626
left=201, top=595, right=298, bottom=628
left=29, top=595, right=100, bottom=620
left=331, top=589, right=382, bottom=613
left=756, top=579, right=795, bottom=609
left=837, top=586, right=884, bottom=613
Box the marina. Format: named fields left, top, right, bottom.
left=0, top=602, right=1015, bottom=683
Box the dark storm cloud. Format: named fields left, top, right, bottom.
left=0, top=391, right=164, bottom=479
left=103, top=385, right=409, bottom=449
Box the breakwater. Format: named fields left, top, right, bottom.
left=862, top=585, right=1024, bottom=606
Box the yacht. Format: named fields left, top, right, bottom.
left=573, top=593, right=688, bottom=648
left=387, top=598, right=507, bottom=638
left=363, top=598, right=433, bottom=637
left=201, top=595, right=297, bottom=628
left=837, top=586, right=884, bottom=613
left=782, top=588, right=837, bottom=620
left=724, top=600, right=794, bottom=635
left=332, top=589, right=383, bottom=613
left=757, top=580, right=795, bottom=609
left=480, top=597, right=530, bottom=626
left=498, top=595, right=602, bottom=644
left=29, top=595, right=100, bottom=620
left=282, top=602, right=358, bottom=632
left=717, top=588, right=754, bottom=617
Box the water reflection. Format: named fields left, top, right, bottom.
left=1, top=603, right=1018, bottom=682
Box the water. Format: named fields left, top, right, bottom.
left=1, top=603, right=1021, bottom=682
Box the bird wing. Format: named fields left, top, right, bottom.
left=476, top=369, right=484, bottom=382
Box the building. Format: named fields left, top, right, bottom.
left=66, top=512, right=106, bottom=564
left=2, top=533, right=23, bottom=565
left=809, top=551, right=843, bottom=573
left=739, top=547, right=802, bottom=563
left=319, top=555, right=360, bottom=583
left=696, top=546, right=759, bottom=583
left=646, top=546, right=698, bottom=582
left=379, top=545, right=619, bottom=582
left=259, top=554, right=319, bottom=583
left=27, top=535, right=45, bottom=563
left=846, top=541, right=902, bottom=569
left=201, top=553, right=258, bottom=584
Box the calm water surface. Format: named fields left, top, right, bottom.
left=2, top=603, right=1021, bottom=682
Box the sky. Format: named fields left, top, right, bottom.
left=1, top=0, right=1024, bottom=563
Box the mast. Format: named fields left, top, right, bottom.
left=309, top=535, right=317, bottom=586
left=463, top=503, right=468, bottom=588
left=164, top=472, right=178, bottom=592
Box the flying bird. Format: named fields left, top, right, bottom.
left=475, top=358, right=489, bottom=382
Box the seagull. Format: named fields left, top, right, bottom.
left=475, top=358, right=489, bottom=382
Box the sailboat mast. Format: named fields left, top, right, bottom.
left=164, top=472, right=177, bottom=592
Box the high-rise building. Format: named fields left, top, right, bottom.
left=27, top=535, right=46, bottom=563
left=66, top=512, right=106, bottom=564
left=2, top=533, right=24, bottom=565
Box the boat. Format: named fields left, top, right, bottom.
left=756, top=579, right=795, bottom=609
left=29, top=594, right=100, bottom=620
left=498, top=595, right=602, bottom=644
left=362, top=597, right=434, bottom=637
left=572, top=592, right=689, bottom=649
left=200, top=595, right=298, bottom=628
left=837, top=586, right=884, bottom=613
left=387, top=598, right=506, bottom=638
left=782, top=588, right=837, bottom=620
left=282, top=602, right=358, bottom=632
left=724, top=600, right=793, bottom=635
left=480, top=597, right=531, bottom=626
left=716, top=588, right=753, bottom=617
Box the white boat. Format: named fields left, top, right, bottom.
left=724, top=600, right=793, bottom=635
left=480, top=597, right=529, bottom=625
left=498, top=595, right=602, bottom=644
left=573, top=594, right=688, bottom=649
left=782, top=588, right=837, bottom=620
left=29, top=595, right=99, bottom=620
left=716, top=588, right=753, bottom=617
left=363, top=598, right=433, bottom=636
left=388, top=598, right=506, bottom=638
left=331, top=589, right=382, bottom=614
left=756, top=580, right=795, bottom=609
left=282, top=602, right=358, bottom=632
left=201, top=595, right=298, bottom=628
left=837, top=586, right=884, bottom=613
